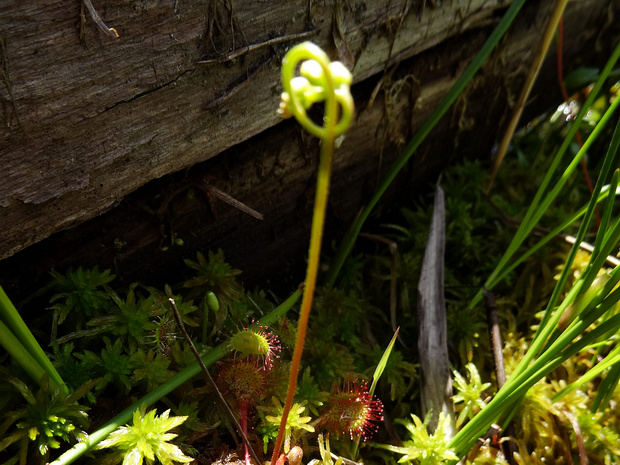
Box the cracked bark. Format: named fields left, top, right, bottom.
left=0, top=0, right=616, bottom=293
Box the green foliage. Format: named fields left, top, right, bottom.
left=96, top=404, right=192, bottom=465
left=52, top=343, right=97, bottom=401
left=295, top=367, right=328, bottom=417
left=79, top=337, right=133, bottom=394
left=49, top=266, right=115, bottom=331
left=146, top=285, right=199, bottom=329
left=452, top=363, right=491, bottom=428
left=362, top=346, right=417, bottom=403
left=12, top=51, right=620, bottom=465
left=260, top=397, right=315, bottom=453
left=378, top=411, right=459, bottom=464
left=0, top=366, right=22, bottom=414
left=326, top=0, right=529, bottom=286
left=169, top=340, right=202, bottom=369
left=273, top=316, right=297, bottom=350
left=0, top=373, right=94, bottom=462
left=305, top=340, right=355, bottom=390
left=171, top=401, right=208, bottom=435
left=495, top=331, right=620, bottom=465
left=576, top=399, right=620, bottom=464
left=310, top=288, right=365, bottom=345
left=464, top=443, right=506, bottom=465
left=31, top=141, right=619, bottom=465
left=446, top=305, right=488, bottom=366
left=86, top=285, right=159, bottom=352
left=130, top=349, right=173, bottom=392
left=184, top=250, right=243, bottom=323
left=184, top=250, right=241, bottom=291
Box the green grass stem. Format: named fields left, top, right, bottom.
left=0, top=319, right=48, bottom=388
left=269, top=42, right=354, bottom=464
left=447, top=85, right=620, bottom=459
left=326, top=0, right=528, bottom=287
left=470, top=40, right=620, bottom=311
left=552, top=343, right=620, bottom=403
left=482, top=186, right=619, bottom=295
left=0, top=286, right=66, bottom=392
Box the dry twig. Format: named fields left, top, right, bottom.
left=199, top=30, right=317, bottom=64
left=169, top=298, right=261, bottom=465
left=487, top=0, right=568, bottom=190
left=83, top=0, right=119, bottom=38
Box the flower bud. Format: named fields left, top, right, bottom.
left=329, top=61, right=352, bottom=88
left=300, top=59, right=326, bottom=87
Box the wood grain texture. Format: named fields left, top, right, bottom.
left=1, top=0, right=530, bottom=259
left=0, top=0, right=618, bottom=295
left=417, top=181, right=455, bottom=434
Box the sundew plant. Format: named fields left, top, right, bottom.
left=0, top=2, right=619, bottom=464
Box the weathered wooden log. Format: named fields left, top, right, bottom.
left=0, top=0, right=616, bottom=295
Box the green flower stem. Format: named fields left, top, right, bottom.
left=591, top=359, right=620, bottom=412
left=271, top=139, right=333, bottom=458
left=272, top=42, right=353, bottom=464
left=0, top=286, right=66, bottom=392
left=50, top=288, right=301, bottom=465
left=591, top=170, right=619, bottom=254
left=325, top=0, right=527, bottom=287
left=352, top=327, right=399, bottom=459
left=487, top=0, right=569, bottom=189
left=271, top=134, right=333, bottom=463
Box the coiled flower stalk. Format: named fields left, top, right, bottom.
left=271, top=42, right=354, bottom=465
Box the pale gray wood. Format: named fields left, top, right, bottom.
left=417, top=179, right=456, bottom=435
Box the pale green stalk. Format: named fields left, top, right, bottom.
left=352, top=327, right=399, bottom=459
left=271, top=42, right=354, bottom=465
left=551, top=343, right=620, bottom=403
left=484, top=186, right=618, bottom=293
left=369, top=327, right=400, bottom=399
left=591, top=170, right=619, bottom=253
left=591, top=361, right=620, bottom=412
left=0, top=319, right=48, bottom=387
left=523, top=113, right=620, bottom=367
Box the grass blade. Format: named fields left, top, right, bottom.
left=326, top=0, right=529, bottom=287
left=0, top=286, right=66, bottom=392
